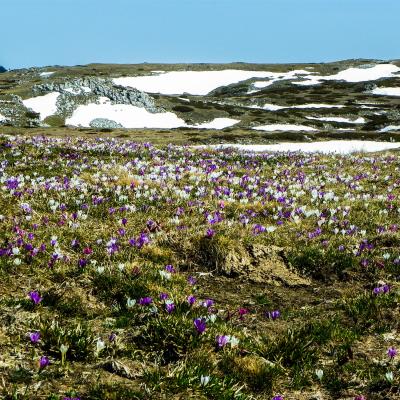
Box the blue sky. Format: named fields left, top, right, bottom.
left=1, top=0, right=399, bottom=69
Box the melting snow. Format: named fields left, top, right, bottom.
left=372, top=87, right=400, bottom=97
left=206, top=141, right=400, bottom=154
left=253, top=124, right=317, bottom=132
left=22, top=92, right=60, bottom=120
left=65, top=101, right=240, bottom=130
left=380, top=126, right=400, bottom=132
left=113, top=69, right=311, bottom=95
left=293, top=64, right=400, bottom=86
left=252, top=103, right=345, bottom=111
left=306, top=116, right=365, bottom=124
left=65, top=102, right=187, bottom=129
left=0, top=113, right=6, bottom=122
left=253, top=81, right=277, bottom=89
left=290, top=103, right=345, bottom=109
left=39, top=71, right=55, bottom=77
left=190, top=118, right=239, bottom=129
left=261, top=104, right=286, bottom=111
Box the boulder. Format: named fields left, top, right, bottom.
left=89, top=118, right=123, bottom=129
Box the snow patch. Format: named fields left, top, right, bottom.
left=380, top=125, right=400, bottom=132
left=291, top=103, right=345, bottom=109
left=261, top=104, right=286, bottom=111
left=253, top=124, right=317, bottom=132
left=0, top=113, right=6, bottom=122
left=251, top=103, right=345, bottom=111
left=65, top=102, right=187, bottom=129
left=39, top=71, right=55, bottom=77
left=205, top=141, right=400, bottom=154
left=306, top=116, right=365, bottom=124
left=372, top=87, right=400, bottom=97
left=114, top=69, right=311, bottom=95
left=190, top=118, right=239, bottom=129
left=293, top=64, right=400, bottom=86
left=22, top=92, right=60, bottom=120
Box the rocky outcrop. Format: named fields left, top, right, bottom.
left=0, top=95, right=41, bottom=127
left=33, top=77, right=160, bottom=115
left=89, top=118, right=123, bottom=129
left=0, top=66, right=6, bottom=73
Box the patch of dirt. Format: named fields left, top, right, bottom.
left=213, top=243, right=311, bottom=287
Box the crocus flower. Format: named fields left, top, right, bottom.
left=187, top=295, right=196, bottom=305
left=216, top=335, right=229, bottom=348
left=109, top=332, right=117, bottom=342
left=200, top=375, right=210, bottom=386
left=83, top=247, right=92, bottom=255
left=165, top=302, right=175, bottom=314
left=29, top=332, right=40, bottom=344
left=387, top=347, right=397, bottom=359
left=29, top=291, right=42, bottom=305
left=165, top=264, right=175, bottom=273
left=354, top=396, right=366, bottom=400
left=205, top=228, right=215, bottom=238
left=266, top=310, right=280, bottom=320
left=194, top=318, right=206, bottom=334
left=202, top=299, right=214, bottom=308
left=139, top=297, right=153, bottom=306
left=188, top=276, right=197, bottom=285
left=272, top=396, right=284, bottom=400
left=39, top=356, right=50, bottom=369
left=159, top=292, right=169, bottom=301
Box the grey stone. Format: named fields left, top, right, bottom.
left=89, top=118, right=123, bottom=129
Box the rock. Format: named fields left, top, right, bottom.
left=32, top=77, right=160, bottom=117
left=201, top=238, right=310, bottom=286
left=100, top=360, right=134, bottom=379
left=0, top=66, right=6, bottom=73
left=89, top=118, right=123, bottom=129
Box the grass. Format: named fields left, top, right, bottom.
left=0, top=133, right=399, bottom=399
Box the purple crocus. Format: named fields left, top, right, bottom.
left=165, top=302, right=175, bottom=314
left=29, top=291, right=42, bottom=305
left=39, top=356, right=50, bottom=369
left=165, top=264, right=175, bottom=273
left=266, top=310, right=280, bottom=320
left=159, top=292, right=169, bottom=301
left=187, top=295, right=196, bottom=306
left=138, top=297, right=153, bottom=306
left=216, top=335, right=229, bottom=348
left=387, top=347, right=397, bottom=359
left=272, top=396, right=284, bottom=400
left=193, top=318, right=206, bottom=334
left=188, top=275, right=197, bottom=285
left=202, top=299, right=214, bottom=308
left=205, top=228, right=215, bottom=238
left=354, top=396, right=366, bottom=400
left=109, top=332, right=117, bottom=342
left=238, top=308, right=249, bottom=319
left=29, top=332, right=41, bottom=344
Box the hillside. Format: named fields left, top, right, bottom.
left=1, top=62, right=400, bottom=400
left=0, top=60, right=399, bottom=144
left=0, top=135, right=399, bottom=399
